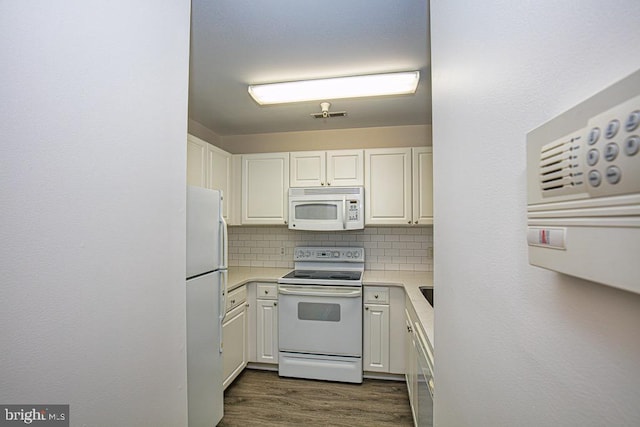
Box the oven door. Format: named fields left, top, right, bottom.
left=278, top=284, right=362, bottom=356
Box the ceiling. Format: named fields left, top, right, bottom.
left=189, top=0, right=430, bottom=136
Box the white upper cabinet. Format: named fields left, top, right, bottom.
left=187, top=134, right=233, bottom=221
left=290, top=151, right=325, bottom=187
left=186, top=135, right=207, bottom=187
left=327, top=149, right=364, bottom=186
left=412, top=147, right=433, bottom=225
left=207, top=143, right=231, bottom=220
left=242, top=152, right=289, bottom=224
left=365, top=147, right=433, bottom=226
left=365, top=148, right=413, bottom=225
left=290, top=149, right=363, bottom=187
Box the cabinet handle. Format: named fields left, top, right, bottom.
left=407, top=325, right=413, bottom=333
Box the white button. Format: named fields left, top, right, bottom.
left=624, top=135, right=640, bottom=156
left=587, top=149, right=599, bottom=166
left=604, top=143, right=619, bottom=161
left=606, top=166, right=621, bottom=185
left=588, top=127, right=600, bottom=145
left=625, top=110, right=640, bottom=132
left=605, top=119, right=620, bottom=139
left=588, top=170, right=602, bottom=187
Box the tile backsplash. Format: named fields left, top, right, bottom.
left=228, top=226, right=433, bottom=271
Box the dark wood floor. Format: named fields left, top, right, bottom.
left=218, top=369, right=413, bottom=427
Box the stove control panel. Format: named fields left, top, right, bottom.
left=294, top=247, right=364, bottom=262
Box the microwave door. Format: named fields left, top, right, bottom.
left=291, top=200, right=341, bottom=231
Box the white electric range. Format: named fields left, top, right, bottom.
left=277, top=246, right=364, bottom=383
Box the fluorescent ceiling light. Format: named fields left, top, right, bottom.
left=248, top=71, right=420, bottom=105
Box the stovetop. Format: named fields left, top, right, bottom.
left=279, top=246, right=365, bottom=286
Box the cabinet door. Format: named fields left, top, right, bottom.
left=412, top=147, right=433, bottom=225
left=365, top=148, right=412, bottom=225
left=187, top=136, right=207, bottom=187
left=363, top=303, right=390, bottom=372
left=405, top=308, right=418, bottom=423
left=290, top=151, right=325, bottom=187
left=207, top=144, right=231, bottom=219
left=222, top=303, right=247, bottom=389
left=242, top=153, right=289, bottom=224
left=256, top=299, right=279, bottom=364
left=326, top=149, right=364, bottom=186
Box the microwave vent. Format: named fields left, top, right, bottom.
left=291, top=187, right=362, bottom=196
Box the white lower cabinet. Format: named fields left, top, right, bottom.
left=363, top=286, right=406, bottom=374
left=255, top=283, right=279, bottom=364
left=222, top=286, right=248, bottom=389
left=363, top=287, right=390, bottom=372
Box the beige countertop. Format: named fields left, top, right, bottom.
left=363, top=271, right=434, bottom=354
left=226, top=266, right=434, bottom=353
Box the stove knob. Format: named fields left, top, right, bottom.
left=305, top=251, right=311, bottom=258
left=346, top=251, right=352, bottom=258
left=332, top=251, right=340, bottom=258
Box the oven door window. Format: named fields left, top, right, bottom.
left=294, top=203, right=338, bottom=220
left=298, top=302, right=341, bottom=322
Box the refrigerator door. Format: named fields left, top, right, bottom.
left=187, top=186, right=223, bottom=278
left=186, top=270, right=224, bottom=426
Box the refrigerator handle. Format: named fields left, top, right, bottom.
left=220, top=215, right=228, bottom=270
left=219, top=270, right=227, bottom=354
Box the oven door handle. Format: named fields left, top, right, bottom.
left=278, top=285, right=361, bottom=298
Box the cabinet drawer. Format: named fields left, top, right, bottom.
left=257, top=283, right=278, bottom=300
left=364, top=287, right=389, bottom=304
left=226, top=285, right=247, bottom=312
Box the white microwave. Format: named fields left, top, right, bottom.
left=288, top=187, right=364, bottom=231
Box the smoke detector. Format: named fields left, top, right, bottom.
left=311, top=102, right=347, bottom=119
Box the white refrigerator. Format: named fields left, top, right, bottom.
left=186, top=186, right=227, bottom=426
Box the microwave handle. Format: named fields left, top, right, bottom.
left=343, top=196, right=347, bottom=229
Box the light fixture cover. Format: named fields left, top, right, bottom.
left=248, top=71, right=420, bottom=105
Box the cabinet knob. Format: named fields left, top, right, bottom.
left=274, top=302, right=277, bottom=306
left=408, top=220, right=412, bottom=224
left=265, top=290, right=269, bottom=294
left=414, top=221, right=418, bottom=224
left=321, top=182, right=325, bottom=186
left=245, top=303, right=250, bottom=307
left=231, top=299, right=236, bottom=304
left=365, top=306, right=369, bottom=310
left=284, top=220, right=288, bottom=225
left=374, top=294, right=379, bottom=299
left=407, top=325, right=413, bottom=333
left=327, top=182, right=331, bottom=186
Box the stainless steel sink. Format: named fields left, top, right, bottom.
left=419, top=286, right=434, bottom=307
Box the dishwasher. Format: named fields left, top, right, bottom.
left=416, top=327, right=434, bottom=426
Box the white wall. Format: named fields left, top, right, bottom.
left=0, top=2, right=190, bottom=425
left=217, top=124, right=431, bottom=154
left=430, top=2, right=640, bottom=426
